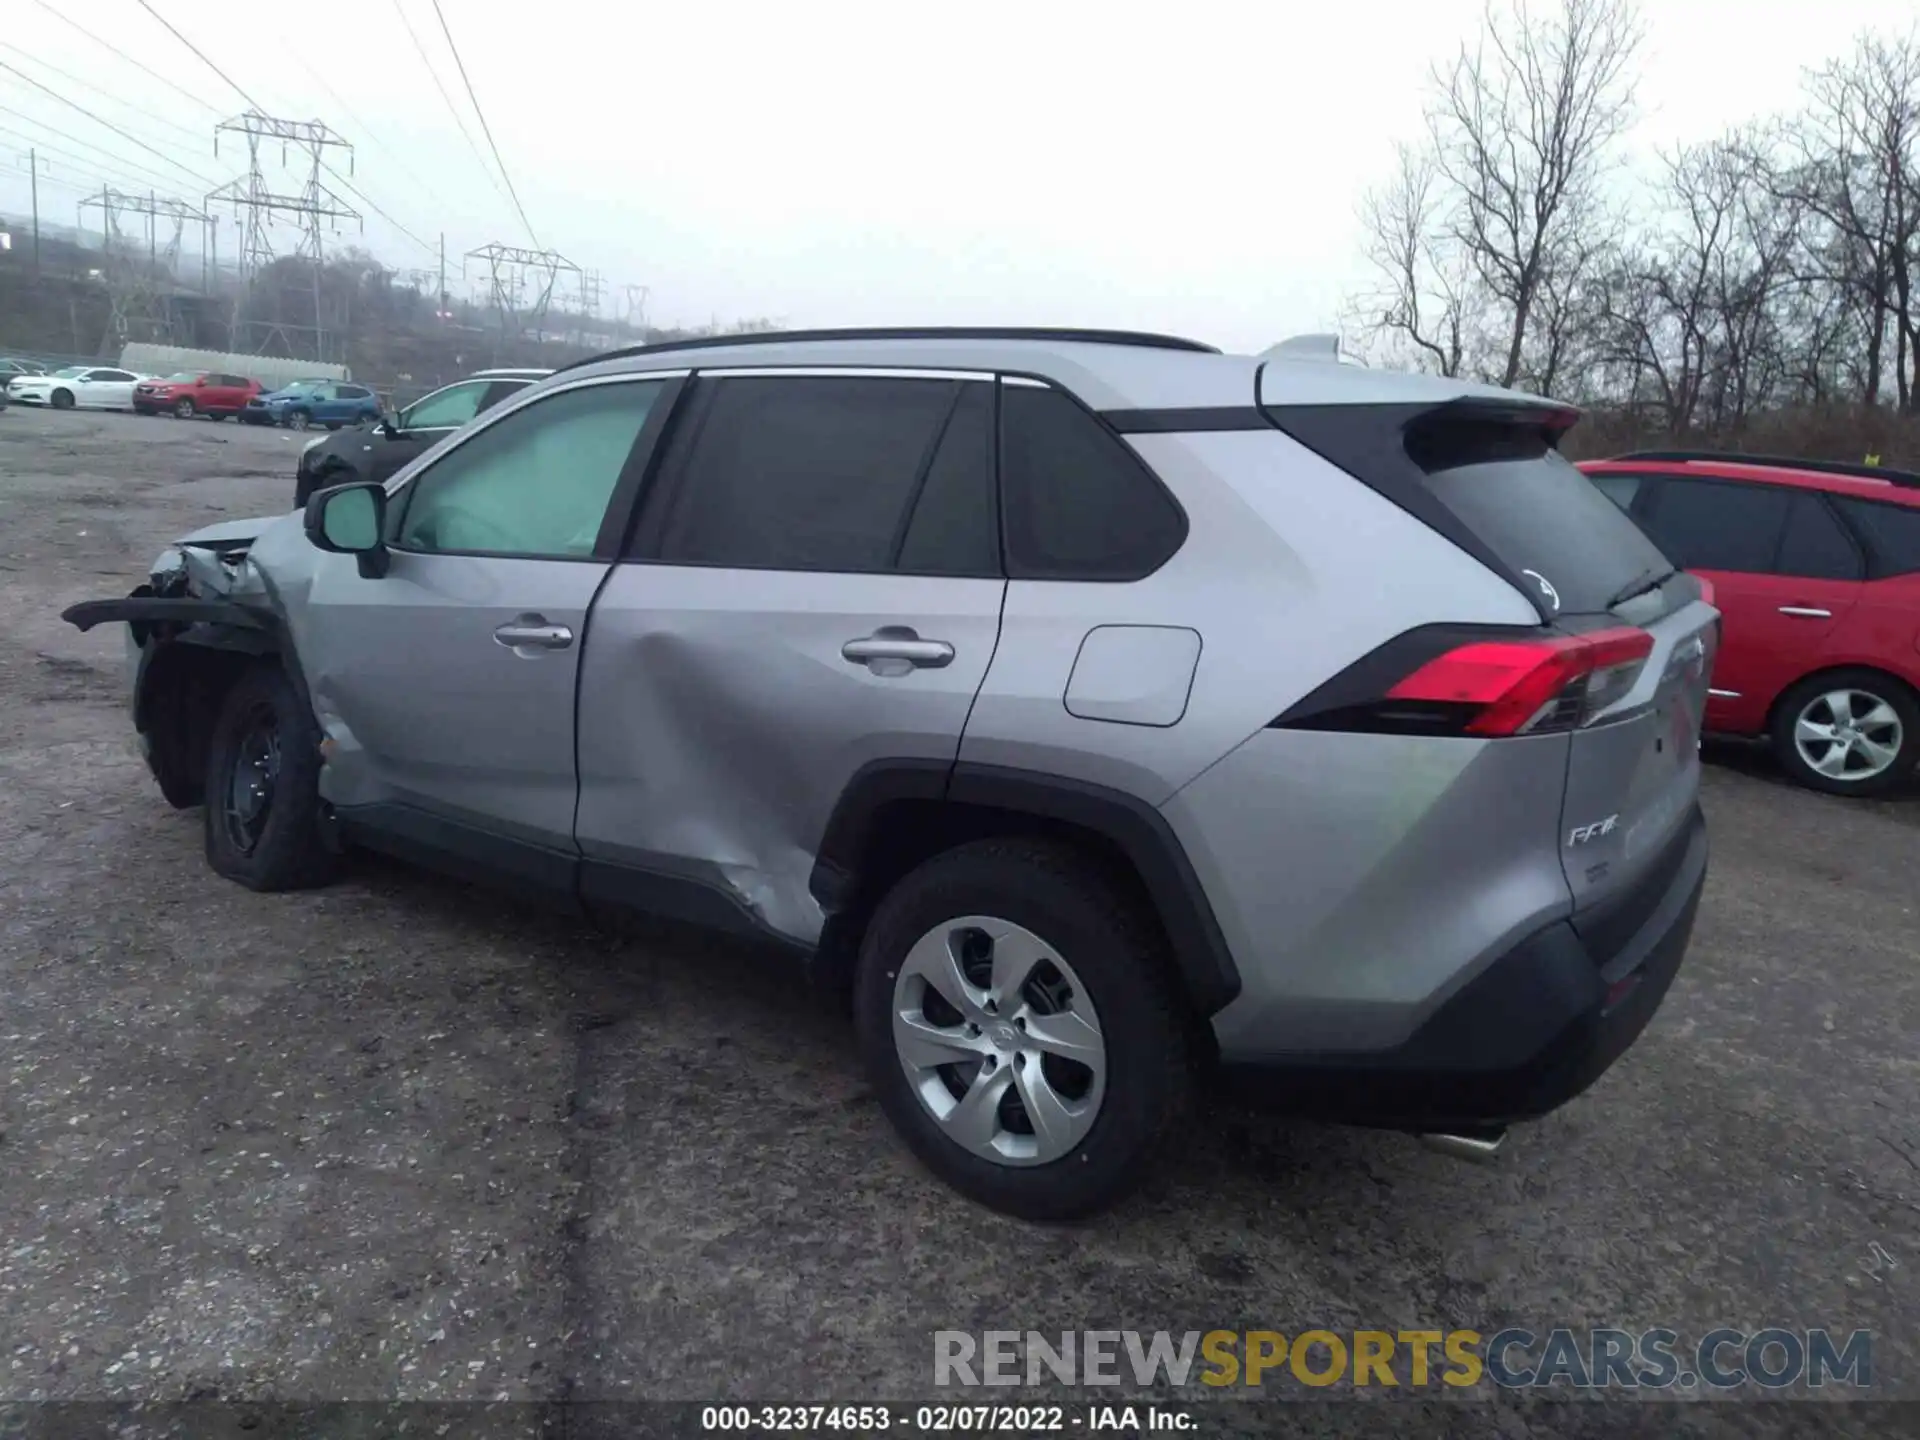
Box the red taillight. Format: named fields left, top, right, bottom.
left=1384, top=627, right=1654, bottom=737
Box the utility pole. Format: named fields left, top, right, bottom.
left=437, top=232, right=446, bottom=316
left=29, top=148, right=41, bottom=274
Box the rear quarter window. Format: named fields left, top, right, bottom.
left=999, top=384, right=1186, bottom=580
left=1836, top=497, right=1920, bottom=578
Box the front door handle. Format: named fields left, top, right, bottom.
left=1778, top=606, right=1832, bottom=619
left=842, top=626, right=955, bottom=671
left=494, top=614, right=575, bottom=652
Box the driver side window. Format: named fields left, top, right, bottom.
left=393, top=379, right=664, bottom=558
left=400, top=380, right=488, bottom=430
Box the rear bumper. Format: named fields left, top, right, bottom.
left=1217, top=803, right=1707, bottom=1131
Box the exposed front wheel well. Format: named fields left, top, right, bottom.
left=138, top=642, right=277, bottom=808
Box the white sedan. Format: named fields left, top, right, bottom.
left=6, top=365, right=150, bottom=411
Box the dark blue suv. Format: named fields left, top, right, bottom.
left=243, top=380, right=382, bottom=431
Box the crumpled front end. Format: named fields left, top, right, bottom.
left=61, top=513, right=308, bottom=808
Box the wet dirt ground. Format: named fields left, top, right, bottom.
left=0, top=407, right=1914, bottom=1434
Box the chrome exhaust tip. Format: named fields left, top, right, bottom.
left=1419, top=1129, right=1508, bottom=1163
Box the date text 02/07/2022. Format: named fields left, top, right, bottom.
left=697, top=1404, right=1196, bottom=1432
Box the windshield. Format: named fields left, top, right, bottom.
left=52, top=366, right=88, bottom=379
left=164, top=372, right=201, bottom=383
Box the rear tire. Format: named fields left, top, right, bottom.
left=203, top=665, right=339, bottom=890
left=1770, top=668, right=1920, bottom=797
left=854, top=838, right=1194, bottom=1221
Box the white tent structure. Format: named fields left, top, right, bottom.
left=118, top=344, right=351, bottom=391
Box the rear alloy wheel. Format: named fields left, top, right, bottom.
left=203, top=665, right=339, bottom=889
left=856, top=839, right=1193, bottom=1221
left=174, top=396, right=196, bottom=419
left=50, top=389, right=74, bottom=410
left=1772, top=669, right=1920, bottom=797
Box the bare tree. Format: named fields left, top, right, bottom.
left=1775, top=31, right=1920, bottom=409
left=1429, top=0, right=1644, bottom=388
left=1355, top=142, right=1473, bottom=375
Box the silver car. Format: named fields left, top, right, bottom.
left=64, top=327, right=1715, bottom=1220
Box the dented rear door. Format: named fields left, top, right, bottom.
left=572, top=370, right=1004, bottom=945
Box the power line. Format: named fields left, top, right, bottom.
left=266, top=21, right=458, bottom=220
left=30, top=0, right=218, bottom=115
left=429, top=0, right=539, bottom=249
left=131, top=0, right=266, bottom=113
left=0, top=42, right=211, bottom=148
left=0, top=60, right=217, bottom=190
left=0, top=112, right=202, bottom=197
left=129, top=0, right=435, bottom=259
left=388, top=0, right=512, bottom=220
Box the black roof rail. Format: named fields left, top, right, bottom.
left=1614, top=449, right=1920, bottom=488
left=553, top=326, right=1221, bottom=375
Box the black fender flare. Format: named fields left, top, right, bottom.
left=810, top=759, right=1242, bottom=1017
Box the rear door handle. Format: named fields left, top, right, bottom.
left=1778, top=606, right=1832, bottom=619
left=842, top=627, right=954, bottom=670
left=494, top=614, right=574, bottom=651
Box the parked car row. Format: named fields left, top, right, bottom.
left=0, top=360, right=392, bottom=429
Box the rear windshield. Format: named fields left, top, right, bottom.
left=1419, top=447, right=1674, bottom=613
left=1264, top=402, right=1675, bottom=616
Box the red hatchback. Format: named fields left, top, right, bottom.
left=132, top=371, right=262, bottom=420
left=1578, top=451, right=1920, bottom=795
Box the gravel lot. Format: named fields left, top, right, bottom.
left=1, top=407, right=1914, bottom=1429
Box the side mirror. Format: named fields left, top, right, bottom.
left=304, top=481, right=390, bottom=578
left=379, top=413, right=400, bottom=438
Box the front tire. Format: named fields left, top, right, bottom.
left=51, top=389, right=74, bottom=410
left=1770, top=668, right=1920, bottom=797
left=203, top=665, right=339, bottom=890
left=285, top=409, right=311, bottom=431
left=174, top=397, right=196, bottom=419
left=855, top=839, right=1194, bottom=1221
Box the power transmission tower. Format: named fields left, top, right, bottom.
left=465, top=243, right=580, bottom=356
left=619, top=284, right=649, bottom=338
left=574, top=268, right=604, bottom=348
left=207, top=111, right=361, bottom=360
left=78, top=188, right=212, bottom=353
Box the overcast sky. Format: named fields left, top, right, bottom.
left=1, top=0, right=1915, bottom=351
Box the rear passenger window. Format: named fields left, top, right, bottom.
left=1000, top=384, right=1186, bottom=579
left=1776, top=494, right=1862, bottom=580
left=1836, top=497, right=1920, bottom=578
left=1642, top=478, right=1789, bottom=573
left=895, top=382, right=997, bottom=575
left=652, top=375, right=974, bottom=573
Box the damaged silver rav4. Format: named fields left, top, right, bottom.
left=64, top=327, right=1715, bottom=1221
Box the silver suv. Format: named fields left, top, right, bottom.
left=64, top=327, right=1715, bottom=1220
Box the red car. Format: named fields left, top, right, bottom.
left=132, top=371, right=263, bottom=420
left=1578, top=451, right=1920, bottom=796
